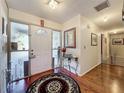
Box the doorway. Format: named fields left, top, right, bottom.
left=10, top=22, right=29, bottom=81
left=101, top=32, right=124, bottom=67
left=8, top=23, right=61, bottom=81
left=109, top=33, right=124, bottom=66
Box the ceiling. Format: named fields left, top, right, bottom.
left=6, top=0, right=124, bottom=31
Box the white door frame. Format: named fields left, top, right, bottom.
left=8, top=19, right=62, bottom=78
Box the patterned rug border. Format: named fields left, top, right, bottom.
left=26, top=72, right=81, bottom=93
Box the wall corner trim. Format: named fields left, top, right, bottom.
left=78, top=63, right=101, bottom=76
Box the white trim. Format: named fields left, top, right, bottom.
left=78, top=63, right=101, bottom=76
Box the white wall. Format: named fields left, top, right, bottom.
left=62, top=15, right=102, bottom=76
left=0, top=0, right=8, bottom=93
left=9, top=8, right=63, bottom=31
left=79, top=16, right=101, bottom=75
left=62, top=15, right=81, bottom=57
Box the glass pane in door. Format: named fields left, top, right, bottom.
left=52, top=31, right=61, bottom=68
left=10, top=22, right=29, bottom=81
left=11, top=22, right=29, bottom=50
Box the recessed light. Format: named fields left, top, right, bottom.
left=103, top=16, right=108, bottom=22
left=114, top=32, right=117, bottom=34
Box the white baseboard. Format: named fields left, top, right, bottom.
left=78, top=63, right=101, bottom=76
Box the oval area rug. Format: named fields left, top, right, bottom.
left=26, top=73, right=81, bottom=93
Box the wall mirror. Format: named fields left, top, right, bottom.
left=64, top=27, right=76, bottom=48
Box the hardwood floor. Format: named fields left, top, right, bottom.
left=81, top=64, right=124, bottom=93
left=8, top=64, right=124, bottom=93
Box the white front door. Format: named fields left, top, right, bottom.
left=30, top=25, right=52, bottom=75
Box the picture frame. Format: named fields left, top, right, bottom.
left=91, top=33, right=98, bottom=46
left=112, top=38, right=124, bottom=45
left=40, top=20, right=44, bottom=27
left=64, top=27, right=76, bottom=48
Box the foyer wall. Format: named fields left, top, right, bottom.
left=9, top=8, right=102, bottom=76
left=9, top=8, right=63, bottom=30
left=79, top=16, right=101, bottom=75
left=62, top=15, right=81, bottom=58
left=62, top=15, right=102, bottom=76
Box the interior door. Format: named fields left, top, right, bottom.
left=30, top=25, right=52, bottom=75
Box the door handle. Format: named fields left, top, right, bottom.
left=30, top=49, right=36, bottom=59
left=30, top=54, right=36, bottom=59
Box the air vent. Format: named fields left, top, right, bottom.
left=94, top=0, right=110, bottom=12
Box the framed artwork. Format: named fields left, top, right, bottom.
left=2, top=17, right=5, bottom=34
left=91, top=33, right=98, bottom=46
left=40, top=20, right=44, bottom=27
left=64, top=27, right=76, bottom=48
left=112, top=38, right=124, bottom=45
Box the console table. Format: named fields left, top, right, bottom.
left=62, top=55, right=79, bottom=75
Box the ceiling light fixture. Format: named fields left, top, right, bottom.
left=48, top=0, right=58, bottom=9
left=103, top=16, right=108, bottom=22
